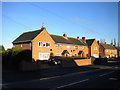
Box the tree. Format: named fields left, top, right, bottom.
left=113, top=38, right=116, bottom=46
left=0, top=45, right=5, bottom=53
left=100, top=39, right=106, bottom=43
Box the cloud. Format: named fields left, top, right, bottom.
left=73, top=17, right=101, bottom=24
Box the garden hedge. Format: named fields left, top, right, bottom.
left=2, top=48, right=32, bottom=70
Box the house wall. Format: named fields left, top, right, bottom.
left=99, top=44, right=105, bottom=58
left=13, top=43, right=32, bottom=50
left=32, top=28, right=89, bottom=61
left=32, top=28, right=55, bottom=61
left=89, top=40, right=99, bottom=58
left=104, top=49, right=117, bottom=58
left=53, top=44, right=88, bottom=57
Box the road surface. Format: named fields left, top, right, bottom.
left=2, top=62, right=120, bottom=89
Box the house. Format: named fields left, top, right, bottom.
left=86, top=39, right=99, bottom=58
left=115, top=46, right=120, bottom=58
left=12, top=26, right=89, bottom=61
left=99, top=43, right=117, bottom=58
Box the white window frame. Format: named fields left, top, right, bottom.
left=93, top=47, right=98, bottom=50
left=21, top=44, right=23, bottom=47
left=38, top=41, right=42, bottom=47
left=74, top=46, right=78, bottom=49
left=81, top=46, right=84, bottom=49
left=46, top=42, right=50, bottom=47
left=93, top=53, right=98, bottom=57
left=56, top=53, right=61, bottom=56
left=56, top=44, right=62, bottom=48
left=106, top=49, right=108, bottom=52
left=42, top=42, right=46, bottom=47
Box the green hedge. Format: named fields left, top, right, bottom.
left=2, top=48, right=32, bottom=70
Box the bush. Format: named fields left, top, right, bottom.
left=50, top=52, right=54, bottom=57
left=2, top=48, right=32, bottom=70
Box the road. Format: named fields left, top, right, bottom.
left=2, top=62, right=120, bottom=89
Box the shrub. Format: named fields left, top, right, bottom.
left=50, top=52, right=54, bottom=57
left=2, top=48, right=32, bottom=70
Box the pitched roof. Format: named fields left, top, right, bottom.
left=50, top=34, right=87, bottom=46
left=86, top=39, right=95, bottom=46
left=12, top=28, right=44, bottom=43
left=100, top=43, right=117, bottom=50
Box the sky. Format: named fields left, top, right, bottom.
left=2, top=2, right=119, bottom=49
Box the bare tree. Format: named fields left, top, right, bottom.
left=100, top=39, right=106, bottom=43
left=113, top=38, right=116, bottom=46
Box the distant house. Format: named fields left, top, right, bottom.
left=99, top=43, right=117, bottom=58
left=115, top=46, right=120, bottom=58
left=86, top=39, right=99, bottom=58
left=13, top=26, right=90, bottom=61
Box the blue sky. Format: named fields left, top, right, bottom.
left=2, top=2, right=118, bottom=49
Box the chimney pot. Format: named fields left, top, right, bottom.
left=82, top=37, right=86, bottom=43
left=63, top=33, right=67, bottom=37
left=97, top=41, right=99, bottom=44
left=77, top=36, right=80, bottom=39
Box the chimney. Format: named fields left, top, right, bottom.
left=41, top=26, right=46, bottom=30
left=63, top=33, right=67, bottom=37
left=77, top=36, right=80, bottom=40
left=82, top=37, right=86, bottom=43
left=97, top=40, right=99, bottom=45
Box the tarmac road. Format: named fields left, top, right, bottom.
left=2, top=62, right=120, bottom=89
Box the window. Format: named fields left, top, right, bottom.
left=30, top=43, right=32, bottom=47
left=106, top=50, right=108, bottom=52
left=46, top=42, right=50, bottom=47
left=81, top=46, right=84, bottom=49
left=93, top=47, right=98, bottom=50
left=74, top=46, right=78, bottom=49
left=13, top=45, right=15, bottom=48
left=93, top=53, right=98, bottom=58
left=21, top=44, right=23, bottom=47
left=56, top=44, right=62, bottom=48
left=56, top=53, right=61, bottom=56
left=66, top=46, right=70, bottom=49
left=50, top=49, right=52, bottom=51
left=43, top=42, right=46, bottom=47
left=74, top=53, right=77, bottom=56
left=38, top=42, right=50, bottom=47
left=38, top=42, right=42, bottom=47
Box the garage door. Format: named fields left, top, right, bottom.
left=39, top=53, right=50, bottom=60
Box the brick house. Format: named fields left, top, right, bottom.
left=86, top=39, right=99, bottom=58
left=13, top=26, right=99, bottom=61
left=99, top=43, right=117, bottom=58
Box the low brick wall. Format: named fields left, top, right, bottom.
left=61, top=59, right=91, bottom=68
left=19, top=61, right=51, bottom=71
left=19, top=59, right=92, bottom=71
